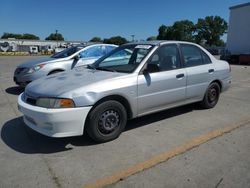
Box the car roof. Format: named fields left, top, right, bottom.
left=74, top=43, right=117, bottom=48
left=125, top=40, right=198, bottom=46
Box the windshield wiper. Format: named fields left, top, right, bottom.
left=87, top=64, right=96, bottom=70
left=96, top=67, right=116, bottom=72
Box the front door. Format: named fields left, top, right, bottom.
left=137, top=44, right=187, bottom=116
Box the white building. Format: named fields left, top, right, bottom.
left=226, top=2, right=250, bottom=55
left=0, top=38, right=84, bottom=52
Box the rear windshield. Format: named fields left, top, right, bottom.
left=51, top=46, right=84, bottom=58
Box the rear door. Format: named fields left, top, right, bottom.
left=180, top=44, right=215, bottom=101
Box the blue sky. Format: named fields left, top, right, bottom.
left=0, top=0, right=249, bottom=41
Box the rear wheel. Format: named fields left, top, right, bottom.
left=200, top=82, right=220, bottom=109
left=86, top=100, right=127, bottom=142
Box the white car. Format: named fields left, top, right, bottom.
left=18, top=41, right=231, bottom=142
left=14, top=44, right=117, bottom=87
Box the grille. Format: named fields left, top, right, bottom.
left=24, top=93, right=37, bottom=106
left=14, top=68, right=26, bottom=74
left=26, top=97, right=37, bottom=106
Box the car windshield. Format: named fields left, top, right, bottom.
left=51, top=46, right=84, bottom=58
left=89, top=44, right=154, bottom=73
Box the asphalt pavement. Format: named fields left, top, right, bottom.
left=0, top=56, right=249, bottom=188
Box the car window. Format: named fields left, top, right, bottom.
left=180, top=44, right=204, bottom=67
left=201, top=50, right=212, bottom=64
left=51, top=46, right=84, bottom=58
left=79, top=46, right=106, bottom=58
left=99, top=48, right=131, bottom=67
left=90, top=44, right=154, bottom=73
left=147, top=44, right=181, bottom=72
left=106, top=46, right=117, bottom=54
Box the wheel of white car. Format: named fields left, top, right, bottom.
left=86, top=100, right=127, bottom=142
left=200, top=82, right=220, bottom=109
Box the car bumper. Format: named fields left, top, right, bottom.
left=18, top=93, right=92, bottom=137
left=14, top=76, right=31, bottom=87
left=14, top=71, right=47, bottom=87
left=221, top=76, right=232, bottom=92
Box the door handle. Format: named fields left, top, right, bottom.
left=208, top=69, right=214, bottom=73
left=176, top=73, right=185, bottom=79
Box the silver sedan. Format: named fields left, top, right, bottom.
left=14, top=43, right=117, bottom=87
left=18, top=41, right=231, bottom=142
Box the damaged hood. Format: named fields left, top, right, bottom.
left=25, top=67, right=125, bottom=98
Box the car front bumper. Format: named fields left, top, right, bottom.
left=18, top=93, right=92, bottom=137
left=14, top=69, right=47, bottom=87
left=14, top=75, right=31, bottom=87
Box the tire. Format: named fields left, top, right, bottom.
left=200, top=82, right=220, bottom=109
left=86, top=100, right=127, bottom=142
left=48, top=70, right=63, bottom=75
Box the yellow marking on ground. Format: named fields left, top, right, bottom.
left=84, top=118, right=250, bottom=188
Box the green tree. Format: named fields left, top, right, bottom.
left=103, top=36, right=128, bottom=45
left=22, top=33, right=39, bottom=40
left=1, top=32, right=22, bottom=39
left=157, top=25, right=168, bottom=40
left=89, top=37, right=102, bottom=42
left=45, top=33, right=64, bottom=41
left=147, top=36, right=157, bottom=41
left=1, top=32, right=39, bottom=40
left=195, top=16, right=227, bottom=46
left=171, top=20, right=195, bottom=41
left=157, top=20, right=194, bottom=41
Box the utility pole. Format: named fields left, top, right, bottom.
left=55, top=29, right=58, bottom=47
left=131, top=35, right=135, bottom=42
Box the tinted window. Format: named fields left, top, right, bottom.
left=201, top=50, right=212, bottom=64
left=79, top=46, right=106, bottom=58
left=147, top=44, right=180, bottom=72
left=181, top=45, right=203, bottom=67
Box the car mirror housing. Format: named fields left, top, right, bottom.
left=143, top=64, right=159, bottom=74
left=74, top=54, right=80, bottom=60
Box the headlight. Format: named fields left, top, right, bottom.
left=27, top=64, right=45, bottom=74
left=36, top=98, right=75, bottom=108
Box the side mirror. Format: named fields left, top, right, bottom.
left=143, top=64, right=159, bottom=74
left=142, top=68, right=149, bottom=75
left=74, top=54, right=81, bottom=60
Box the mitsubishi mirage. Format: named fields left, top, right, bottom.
left=18, top=41, right=231, bottom=142
left=14, top=43, right=117, bottom=87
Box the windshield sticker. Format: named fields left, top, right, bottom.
left=135, top=45, right=152, bottom=49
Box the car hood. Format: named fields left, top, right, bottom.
left=18, top=57, right=57, bottom=68
left=25, top=68, right=126, bottom=98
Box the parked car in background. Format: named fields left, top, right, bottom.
left=14, top=43, right=117, bottom=87
left=18, top=41, right=231, bottom=142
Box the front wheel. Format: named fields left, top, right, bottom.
left=200, top=82, right=220, bottom=109
left=86, top=100, right=127, bottom=142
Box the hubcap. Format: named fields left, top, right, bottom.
left=208, top=87, right=217, bottom=103
left=98, top=110, right=120, bottom=135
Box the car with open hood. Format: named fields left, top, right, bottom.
left=18, top=41, right=231, bottom=142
